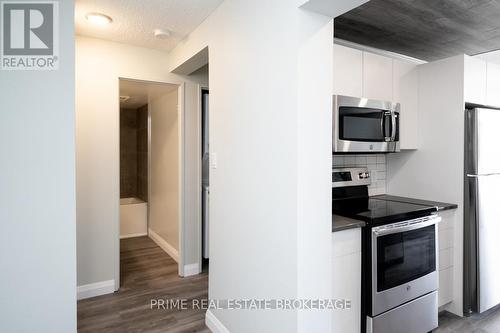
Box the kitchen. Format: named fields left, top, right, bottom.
left=7, top=0, right=500, bottom=332
left=329, top=1, right=500, bottom=332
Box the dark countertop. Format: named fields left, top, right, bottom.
left=332, top=195, right=458, bottom=232
left=371, top=195, right=458, bottom=212
left=332, top=214, right=365, bottom=232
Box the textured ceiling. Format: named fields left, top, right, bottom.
left=75, top=0, right=223, bottom=52
left=335, top=0, right=500, bottom=62
left=120, top=79, right=177, bottom=109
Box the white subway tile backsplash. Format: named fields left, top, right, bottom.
left=344, top=156, right=356, bottom=166
left=333, top=156, right=344, bottom=167
left=333, top=154, right=387, bottom=195
left=355, top=155, right=367, bottom=165
left=366, top=156, right=377, bottom=165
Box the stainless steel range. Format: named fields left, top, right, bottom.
left=332, top=167, right=440, bottom=333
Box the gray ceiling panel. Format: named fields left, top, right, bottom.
left=335, top=0, right=500, bottom=61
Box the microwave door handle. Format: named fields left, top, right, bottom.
left=383, top=112, right=391, bottom=141
left=391, top=110, right=397, bottom=141
left=381, top=113, right=386, bottom=140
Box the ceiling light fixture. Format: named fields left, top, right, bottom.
left=85, top=12, right=113, bottom=26
left=154, top=29, right=171, bottom=39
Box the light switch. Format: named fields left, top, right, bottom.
left=211, top=153, right=217, bottom=169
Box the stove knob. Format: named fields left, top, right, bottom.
left=359, top=172, right=370, bottom=179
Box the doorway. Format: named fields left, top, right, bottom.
left=118, top=79, right=182, bottom=284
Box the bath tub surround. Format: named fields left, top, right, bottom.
left=120, top=197, right=148, bottom=238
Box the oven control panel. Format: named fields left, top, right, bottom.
left=332, top=167, right=371, bottom=188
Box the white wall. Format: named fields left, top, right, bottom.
left=0, top=1, right=76, bottom=332
left=182, top=80, right=204, bottom=273
left=387, top=55, right=465, bottom=315
left=167, top=1, right=342, bottom=331
left=149, top=88, right=180, bottom=255
left=297, top=18, right=334, bottom=332
left=76, top=36, right=202, bottom=288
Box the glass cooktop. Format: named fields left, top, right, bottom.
left=332, top=197, right=437, bottom=226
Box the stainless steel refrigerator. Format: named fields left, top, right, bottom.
left=464, top=107, right=500, bottom=315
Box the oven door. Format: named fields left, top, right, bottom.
left=371, top=215, right=440, bottom=316
left=333, top=95, right=400, bottom=153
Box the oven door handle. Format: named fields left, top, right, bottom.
left=372, top=215, right=441, bottom=237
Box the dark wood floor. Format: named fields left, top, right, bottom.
left=78, top=236, right=209, bottom=333
left=79, top=237, right=500, bottom=333
left=436, top=306, right=500, bottom=333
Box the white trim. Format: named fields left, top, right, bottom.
left=334, top=38, right=427, bottom=65
left=120, top=232, right=148, bottom=239
left=77, top=280, right=115, bottom=300
left=197, top=85, right=205, bottom=276
left=178, top=83, right=185, bottom=276
left=205, top=309, right=230, bottom=333
left=183, top=263, right=201, bottom=277
left=148, top=228, right=179, bottom=263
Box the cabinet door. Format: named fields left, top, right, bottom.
left=333, top=44, right=363, bottom=97
left=332, top=251, right=361, bottom=333
left=437, top=210, right=455, bottom=307
left=487, top=62, right=500, bottom=108
left=363, top=52, right=393, bottom=102
left=393, top=60, right=419, bottom=150
left=464, top=56, right=487, bottom=105
left=332, top=228, right=361, bottom=333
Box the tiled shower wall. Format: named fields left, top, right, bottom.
left=120, top=105, right=148, bottom=201
left=333, top=154, right=387, bottom=195
left=136, top=105, right=148, bottom=201
left=120, top=108, right=138, bottom=198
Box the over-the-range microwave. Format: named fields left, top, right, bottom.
left=333, top=95, right=400, bottom=153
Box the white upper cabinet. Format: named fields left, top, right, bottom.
left=333, top=44, right=363, bottom=97
left=464, top=56, right=487, bottom=105
left=487, top=62, right=500, bottom=107
left=363, top=52, right=394, bottom=102
left=393, top=60, right=419, bottom=150
left=333, top=44, right=420, bottom=149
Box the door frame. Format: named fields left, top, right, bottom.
left=116, top=78, right=186, bottom=289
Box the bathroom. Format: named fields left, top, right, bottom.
left=119, top=79, right=181, bottom=282
left=120, top=101, right=148, bottom=238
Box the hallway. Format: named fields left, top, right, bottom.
left=77, top=237, right=209, bottom=333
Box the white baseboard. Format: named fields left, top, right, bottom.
left=120, top=232, right=148, bottom=239
left=206, top=309, right=230, bottom=333
left=77, top=280, right=115, bottom=300
left=183, top=263, right=201, bottom=277
left=148, top=228, right=179, bottom=263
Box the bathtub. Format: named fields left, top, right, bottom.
left=120, top=197, right=148, bottom=238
